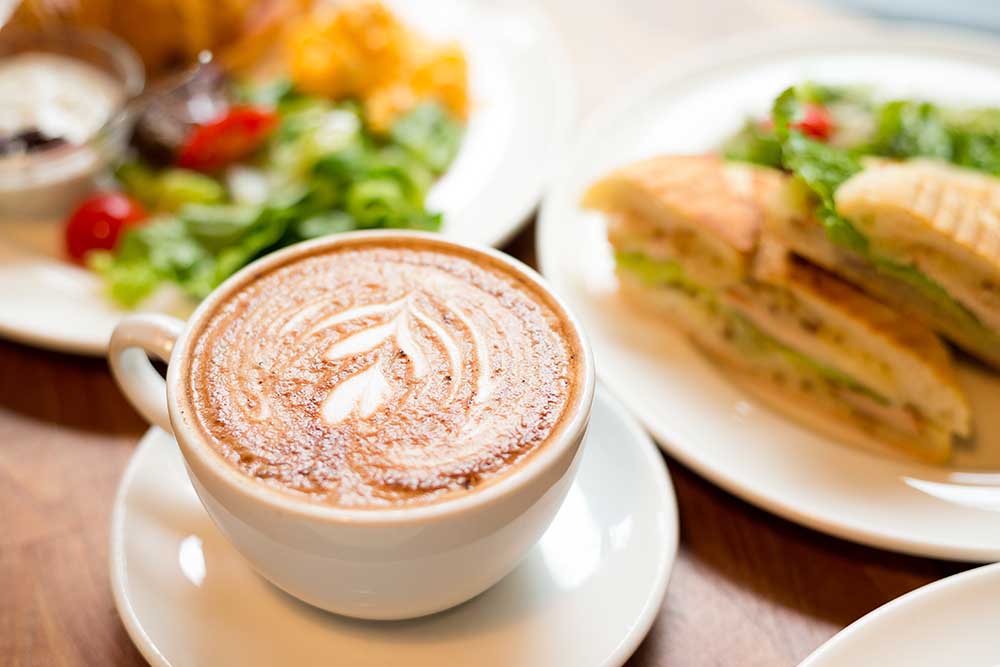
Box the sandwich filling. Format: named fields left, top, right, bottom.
left=614, top=248, right=952, bottom=444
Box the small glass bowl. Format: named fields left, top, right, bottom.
left=0, top=27, right=145, bottom=220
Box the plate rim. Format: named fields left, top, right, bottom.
left=799, top=561, right=1000, bottom=665
left=471, top=0, right=578, bottom=250
left=0, top=317, right=106, bottom=357
left=537, top=23, right=1000, bottom=562
left=108, top=386, right=679, bottom=667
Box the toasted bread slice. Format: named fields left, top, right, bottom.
left=583, top=155, right=784, bottom=289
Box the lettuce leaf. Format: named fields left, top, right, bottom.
left=728, top=313, right=889, bottom=405
left=870, top=100, right=1000, bottom=175
left=722, top=120, right=783, bottom=168
left=390, top=102, right=463, bottom=175
left=870, top=255, right=983, bottom=332
left=117, top=162, right=225, bottom=211
left=771, top=87, right=869, bottom=254
left=871, top=100, right=953, bottom=161
left=780, top=133, right=862, bottom=205
left=614, top=251, right=709, bottom=297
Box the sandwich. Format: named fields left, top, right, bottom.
left=583, top=154, right=970, bottom=462
left=769, top=158, right=1000, bottom=369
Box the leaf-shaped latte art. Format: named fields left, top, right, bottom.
left=315, top=295, right=480, bottom=425
left=321, top=363, right=390, bottom=424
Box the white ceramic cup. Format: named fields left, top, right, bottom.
left=109, top=231, right=595, bottom=620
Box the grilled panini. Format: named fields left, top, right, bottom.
left=584, top=155, right=970, bottom=462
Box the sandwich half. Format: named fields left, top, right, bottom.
left=769, top=159, right=1000, bottom=368
left=583, top=155, right=970, bottom=462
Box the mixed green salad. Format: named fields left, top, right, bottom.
left=722, top=82, right=1000, bottom=333
left=76, top=81, right=463, bottom=308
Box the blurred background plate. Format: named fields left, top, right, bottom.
left=833, top=0, right=1000, bottom=32
left=0, top=0, right=575, bottom=356
left=538, top=24, right=1000, bottom=561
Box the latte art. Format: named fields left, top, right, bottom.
left=316, top=295, right=487, bottom=425
left=185, top=242, right=581, bottom=507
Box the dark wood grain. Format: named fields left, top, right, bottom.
left=0, top=340, right=146, bottom=667
left=0, top=223, right=973, bottom=666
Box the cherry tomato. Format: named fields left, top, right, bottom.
left=176, top=106, right=278, bottom=172
left=792, top=103, right=833, bottom=140
left=64, top=192, right=147, bottom=262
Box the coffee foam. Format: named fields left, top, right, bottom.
left=184, top=240, right=581, bottom=508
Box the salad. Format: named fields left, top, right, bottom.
left=724, top=83, right=1000, bottom=225
left=723, top=83, right=1000, bottom=325
left=62, top=1, right=468, bottom=308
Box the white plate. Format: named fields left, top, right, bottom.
left=109, top=387, right=677, bottom=667
left=537, top=26, right=1000, bottom=561
left=0, top=0, right=575, bottom=356
left=801, top=562, right=1000, bottom=666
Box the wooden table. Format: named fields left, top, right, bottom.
left=0, top=223, right=972, bottom=666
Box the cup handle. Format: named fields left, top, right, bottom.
left=109, top=314, right=185, bottom=434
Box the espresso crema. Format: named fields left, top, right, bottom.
left=184, top=240, right=581, bottom=508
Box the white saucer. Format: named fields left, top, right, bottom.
left=802, top=562, right=1000, bottom=666
left=0, top=0, right=575, bottom=356
left=538, top=25, right=1000, bottom=561
left=109, top=387, right=677, bottom=667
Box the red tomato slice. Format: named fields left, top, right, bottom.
left=65, top=192, right=147, bottom=262
left=176, top=106, right=278, bottom=172
left=792, top=103, right=834, bottom=140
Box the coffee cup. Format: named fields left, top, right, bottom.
left=109, top=231, right=595, bottom=620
